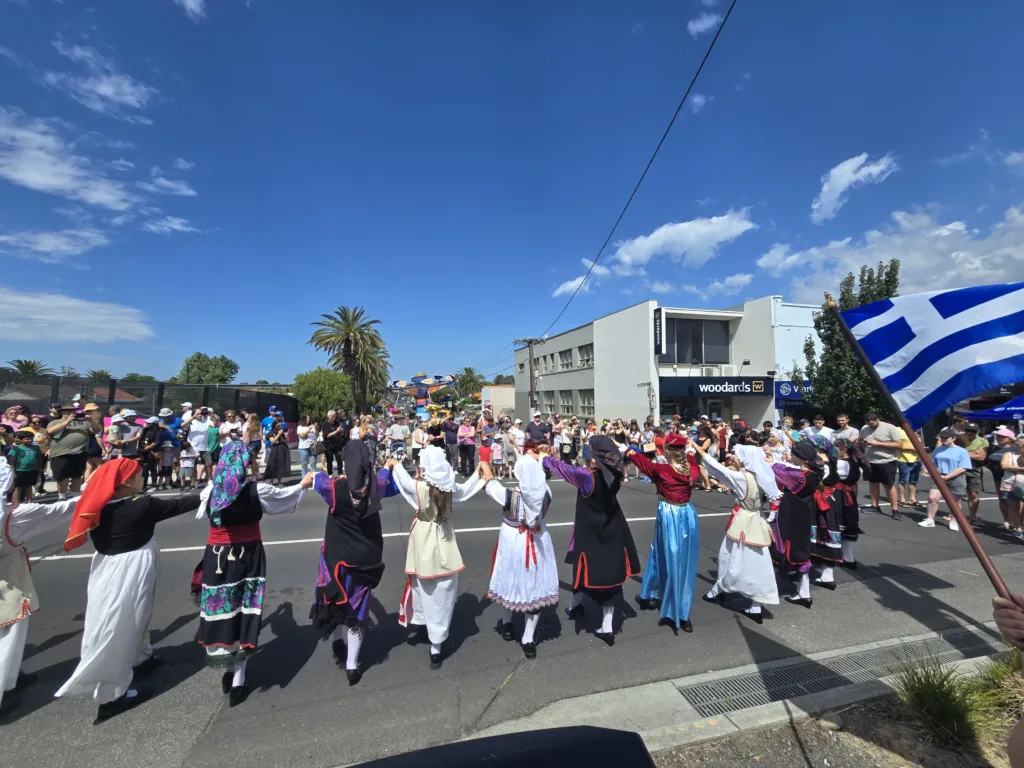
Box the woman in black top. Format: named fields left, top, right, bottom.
left=426, top=417, right=444, bottom=449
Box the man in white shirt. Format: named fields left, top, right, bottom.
left=218, top=409, right=243, bottom=447
left=183, top=407, right=213, bottom=483
left=180, top=401, right=194, bottom=422
left=385, top=414, right=410, bottom=457
left=805, top=414, right=835, bottom=441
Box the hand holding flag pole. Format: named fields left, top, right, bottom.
left=825, top=292, right=1010, bottom=599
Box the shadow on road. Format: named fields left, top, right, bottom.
left=249, top=601, right=318, bottom=692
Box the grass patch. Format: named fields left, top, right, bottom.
left=975, top=650, right=1024, bottom=721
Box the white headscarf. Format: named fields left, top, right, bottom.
left=513, top=454, right=548, bottom=524
left=419, top=445, right=456, bottom=493
left=734, top=445, right=782, bottom=502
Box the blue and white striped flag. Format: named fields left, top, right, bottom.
left=841, top=282, right=1024, bottom=429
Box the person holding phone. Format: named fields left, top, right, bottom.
left=182, top=407, right=214, bottom=484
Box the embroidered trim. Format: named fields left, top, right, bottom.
left=486, top=591, right=559, bottom=612
left=0, top=600, right=34, bottom=629
left=404, top=565, right=465, bottom=579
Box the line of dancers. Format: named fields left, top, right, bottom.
left=0, top=431, right=861, bottom=723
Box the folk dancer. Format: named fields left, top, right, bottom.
left=833, top=438, right=863, bottom=570
left=309, top=440, right=390, bottom=685
left=768, top=442, right=830, bottom=608
left=544, top=436, right=640, bottom=646
left=807, top=435, right=843, bottom=591
left=623, top=433, right=700, bottom=633
left=480, top=449, right=559, bottom=659
left=0, top=457, right=77, bottom=714
left=56, top=459, right=201, bottom=723
left=390, top=446, right=485, bottom=669
left=694, top=444, right=782, bottom=624
left=194, top=441, right=310, bottom=706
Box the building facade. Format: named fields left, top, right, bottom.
left=513, top=296, right=818, bottom=425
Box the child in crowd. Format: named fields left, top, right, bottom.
left=158, top=437, right=177, bottom=490
left=8, top=430, right=42, bottom=504
left=179, top=439, right=199, bottom=489
left=491, top=434, right=504, bottom=477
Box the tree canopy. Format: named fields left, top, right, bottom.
left=291, top=367, right=354, bottom=419
left=178, top=352, right=240, bottom=384
left=4, top=359, right=55, bottom=377
left=491, top=374, right=515, bottom=386
left=454, top=367, right=486, bottom=395
left=308, top=305, right=390, bottom=409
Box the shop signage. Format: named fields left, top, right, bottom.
left=774, top=380, right=813, bottom=403
left=653, top=308, right=665, bottom=356
left=659, top=376, right=773, bottom=398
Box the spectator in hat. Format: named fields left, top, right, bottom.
left=962, top=422, right=990, bottom=525
left=918, top=428, right=970, bottom=532
left=45, top=401, right=99, bottom=500
left=106, top=414, right=125, bottom=460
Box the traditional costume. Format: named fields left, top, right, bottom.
left=56, top=459, right=201, bottom=723
left=544, top=436, right=640, bottom=645
left=624, top=434, right=700, bottom=632
left=194, top=441, right=306, bottom=705
left=833, top=438, right=863, bottom=569
left=392, top=446, right=483, bottom=668
left=309, top=440, right=389, bottom=685
left=0, top=458, right=78, bottom=713
left=701, top=446, right=782, bottom=624
left=483, top=453, right=558, bottom=658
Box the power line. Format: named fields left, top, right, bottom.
left=538, top=0, right=737, bottom=338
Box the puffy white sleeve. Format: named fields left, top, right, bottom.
left=453, top=473, right=484, bottom=505
left=0, top=457, right=12, bottom=496
left=196, top=483, right=213, bottom=519
left=484, top=479, right=509, bottom=506
left=390, top=465, right=422, bottom=509
left=701, top=453, right=749, bottom=497
left=257, top=483, right=305, bottom=515
left=4, top=498, right=78, bottom=546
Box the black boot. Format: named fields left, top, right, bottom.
left=743, top=609, right=764, bottom=625
left=221, top=672, right=232, bottom=694
left=634, top=595, right=659, bottom=611
left=500, top=622, right=515, bottom=641
left=229, top=684, right=250, bottom=708
left=346, top=667, right=362, bottom=686
left=565, top=603, right=585, bottom=620
left=94, top=687, right=152, bottom=724
left=522, top=642, right=537, bottom=660
left=785, top=595, right=813, bottom=609
left=429, top=651, right=443, bottom=670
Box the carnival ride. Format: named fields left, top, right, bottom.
left=389, top=373, right=455, bottom=421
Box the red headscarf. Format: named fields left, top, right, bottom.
left=64, top=458, right=141, bottom=552
left=664, top=433, right=689, bottom=449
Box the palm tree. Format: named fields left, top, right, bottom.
left=84, top=368, right=113, bottom=381
left=309, top=306, right=386, bottom=408
left=454, top=367, right=487, bottom=397
left=4, top=359, right=55, bottom=376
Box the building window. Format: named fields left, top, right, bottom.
left=658, top=318, right=731, bottom=365
left=578, top=389, right=595, bottom=416
left=559, top=390, right=573, bottom=414
left=559, top=350, right=573, bottom=370
left=518, top=362, right=525, bottom=372
left=542, top=391, right=556, bottom=414
left=578, top=343, right=594, bottom=366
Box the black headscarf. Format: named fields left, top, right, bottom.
left=588, top=435, right=624, bottom=487
left=342, top=439, right=381, bottom=519
left=791, top=441, right=823, bottom=472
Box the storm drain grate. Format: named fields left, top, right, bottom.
left=677, top=630, right=1003, bottom=717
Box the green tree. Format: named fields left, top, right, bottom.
left=4, top=359, right=55, bottom=376
left=255, top=379, right=270, bottom=386
left=491, top=374, right=515, bottom=386
left=430, top=385, right=458, bottom=404
left=178, top=352, right=240, bottom=384
left=454, top=367, right=486, bottom=396
left=308, top=306, right=390, bottom=409
left=84, top=368, right=113, bottom=381
left=59, top=365, right=79, bottom=378
left=120, top=373, right=158, bottom=382
left=794, top=260, right=901, bottom=423
left=291, top=368, right=354, bottom=419
left=118, top=372, right=159, bottom=399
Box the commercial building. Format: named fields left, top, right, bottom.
left=513, top=296, right=819, bottom=425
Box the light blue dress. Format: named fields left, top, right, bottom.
left=639, top=498, right=700, bottom=627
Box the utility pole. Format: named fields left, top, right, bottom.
left=514, top=337, right=543, bottom=412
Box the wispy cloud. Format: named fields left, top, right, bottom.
left=551, top=258, right=611, bottom=297
left=611, top=210, right=757, bottom=270
left=141, top=215, right=199, bottom=234
left=701, top=0, right=719, bottom=6
left=647, top=280, right=674, bottom=294
left=42, top=38, right=158, bottom=123
left=0, top=286, right=153, bottom=342
left=0, top=46, right=21, bottom=67
left=175, top=0, right=206, bottom=22
left=1006, top=152, right=1024, bottom=169
left=172, top=157, right=195, bottom=170
left=0, top=227, right=109, bottom=261
left=552, top=275, right=589, bottom=298
left=810, top=152, right=897, bottom=224
left=138, top=175, right=196, bottom=196
left=0, top=107, right=137, bottom=210
left=687, top=12, right=722, bottom=37
left=935, top=130, right=997, bottom=167
left=690, top=93, right=709, bottom=114
left=110, top=158, right=134, bottom=171
left=705, top=272, right=752, bottom=295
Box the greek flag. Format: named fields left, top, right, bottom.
left=841, top=282, right=1024, bottom=429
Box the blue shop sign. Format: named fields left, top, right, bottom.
left=774, top=380, right=812, bottom=403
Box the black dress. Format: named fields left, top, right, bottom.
left=814, top=461, right=843, bottom=563
left=835, top=460, right=862, bottom=542
left=569, top=469, right=641, bottom=603
left=769, top=467, right=823, bottom=572
left=265, top=432, right=291, bottom=481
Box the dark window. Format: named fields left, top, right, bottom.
left=703, top=320, right=730, bottom=364
left=659, top=318, right=730, bottom=365
left=659, top=317, right=677, bottom=364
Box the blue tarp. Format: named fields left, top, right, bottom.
left=956, top=393, right=1024, bottom=421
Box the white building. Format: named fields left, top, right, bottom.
left=512, top=296, right=819, bottom=425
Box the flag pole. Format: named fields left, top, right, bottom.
left=824, top=292, right=1010, bottom=599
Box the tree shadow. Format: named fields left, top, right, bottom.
left=248, top=601, right=318, bottom=692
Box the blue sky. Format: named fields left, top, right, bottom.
left=1, top=0, right=1023, bottom=384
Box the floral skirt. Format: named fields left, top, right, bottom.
left=197, top=539, right=266, bottom=666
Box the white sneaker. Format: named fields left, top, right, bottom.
left=949, top=520, right=960, bottom=532
left=918, top=518, right=935, bottom=528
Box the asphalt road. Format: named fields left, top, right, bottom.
left=4, top=468, right=1023, bottom=768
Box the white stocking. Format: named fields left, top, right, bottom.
left=797, top=573, right=811, bottom=599
left=841, top=540, right=855, bottom=562
left=745, top=601, right=762, bottom=615
left=568, top=592, right=583, bottom=610
left=346, top=627, right=363, bottom=671
left=232, top=660, right=247, bottom=688
left=501, top=608, right=513, bottom=625
left=522, top=613, right=539, bottom=644
left=430, top=642, right=442, bottom=656
left=599, top=605, right=614, bottom=634
left=819, top=566, right=835, bottom=584
left=706, top=582, right=721, bottom=599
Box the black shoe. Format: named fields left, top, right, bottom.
left=701, top=592, right=725, bottom=605
left=785, top=596, right=813, bottom=609
left=346, top=667, right=362, bottom=686
left=634, top=596, right=659, bottom=611
left=522, top=642, right=537, bottom=660
left=680, top=619, right=693, bottom=633
left=840, top=560, right=858, bottom=571
left=429, top=652, right=443, bottom=670
left=132, top=654, right=164, bottom=679
left=229, top=684, right=250, bottom=708
left=812, top=578, right=837, bottom=591
left=871, top=505, right=882, bottom=515
left=565, top=603, right=585, bottom=620
left=13, top=671, right=38, bottom=691
left=94, top=687, right=152, bottom=724
left=594, top=630, right=615, bottom=647
left=500, top=622, right=515, bottom=641
left=221, top=671, right=232, bottom=694
left=892, top=508, right=902, bottom=521
left=743, top=610, right=764, bottom=625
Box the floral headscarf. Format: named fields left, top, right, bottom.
left=807, top=434, right=837, bottom=461
left=209, top=440, right=250, bottom=526
left=834, top=437, right=863, bottom=465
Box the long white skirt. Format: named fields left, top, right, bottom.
left=55, top=538, right=158, bottom=704
left=0, top=617, right=29, bottom=707
left=410, top=574, right=458, bottom=644
left=716, top=536, right=779, bottom=605
left=487, top=525, right=559, bottom=613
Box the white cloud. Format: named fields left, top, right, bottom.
left=701, top=0, right=719, bottom=5
left=690, top=93, right=708, bottom=114
left=137, top=176, right=196, bottom=196
left=0, top=286, right=153, bottom=342
left=110, top=213, right=134, bottom=226
left=43, top=39, right=158, bottom=123
left=110, top=157, right=134, bottom=171
left=758, top=204, right=1024, bottom=303
left=687, top=12, right=722, bottom=37
left=175, top=0, right=206, bottom=21
left=705, top=272, right=753, bottom=295
left=1006, top=152, right=1024, bottom=169
left=0, top=107, right=136, bottom=210
left=648, top=280, right=674, bottom=294
left=0, top=46, right=21, bottom=66
left=612, top=209, right=757, bottom=269
left=581, top=257, right=610, bottom=277
left=173, top=157, right=195, bottom=170
left=141, top=215, right=199, bottom=234
left=552, top=275, right=589, bottom=298
left=0, top=227, right=109, bottom=261
left=810, top=152, right=897, bottom=224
